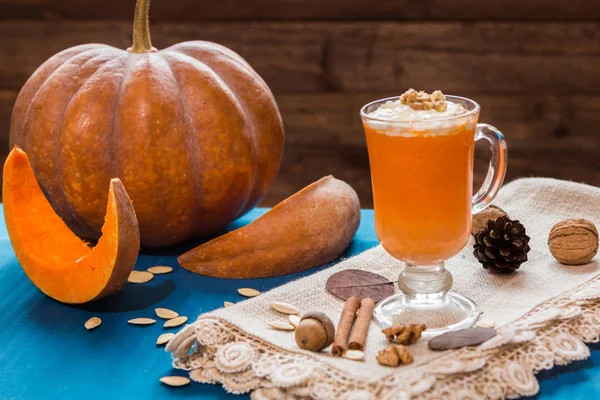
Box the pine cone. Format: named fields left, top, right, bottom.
left=473, top=216, right=531, bottom=273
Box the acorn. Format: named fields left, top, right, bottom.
left=295, top=312, right=335, bottom=352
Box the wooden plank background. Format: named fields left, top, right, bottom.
left=1, top=1, right=599, bottom=208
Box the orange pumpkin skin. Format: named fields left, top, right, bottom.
left=10, top=37, right=284, bottom=247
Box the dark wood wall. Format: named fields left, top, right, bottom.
left=1, top=0, right=600, bottom=207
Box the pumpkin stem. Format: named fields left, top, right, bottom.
left=129, top=0, right=154, bottom=53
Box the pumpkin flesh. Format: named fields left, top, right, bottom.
left=3, top=147, right=140, bottom=304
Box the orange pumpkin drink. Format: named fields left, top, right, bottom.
left=364, top=93, right=477, bottom=264
left=361, top=89, right=507, bottom=334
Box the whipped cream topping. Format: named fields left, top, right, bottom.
left=367, top=99, right=467, bottom=122
left=364, top=98, right=475, bottom=136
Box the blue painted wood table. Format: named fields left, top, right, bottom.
left=0, top=206, right=598, bottom=399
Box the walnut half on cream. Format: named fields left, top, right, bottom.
left=400, top=89, right=447, bottom=112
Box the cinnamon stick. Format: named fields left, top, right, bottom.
left=332, top=296, right=361, bottom=356
left=348, top=297, right=375, bottom=351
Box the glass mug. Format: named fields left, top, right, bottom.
left=360, top=95, right=507, bottom=335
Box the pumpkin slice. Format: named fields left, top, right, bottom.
left=3, top=147, right=140, bottom=304
left=178, top=175, right=361, bottom=278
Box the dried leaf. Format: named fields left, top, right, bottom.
left=224, top=301, right=234, bottom=307
left=326, top=269, right=394, bottom=302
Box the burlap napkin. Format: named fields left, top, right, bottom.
left=167, top=178, right=600, bottom=399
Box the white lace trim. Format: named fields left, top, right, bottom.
left=166, top=276, right=600, bottom=399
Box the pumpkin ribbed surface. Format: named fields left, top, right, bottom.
left=10, top=41, right=284, bottom=247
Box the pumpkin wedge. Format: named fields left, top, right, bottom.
left=3, top=147, right=140, bottom=304
left=178, top=176, right=360, bottom=278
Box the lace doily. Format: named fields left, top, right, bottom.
left=167, top=273, right=600, bottom=399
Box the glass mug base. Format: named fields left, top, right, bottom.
left=373, top=291, right=480, bottom=336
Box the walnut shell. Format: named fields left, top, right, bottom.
left=472, top=205, right=508, bottom=234
left=548, top=218, right=599, bottom=265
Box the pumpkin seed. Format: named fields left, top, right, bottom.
left=84, top=317, right=102, bottom=331
left=237, top=288, right=261, bottom=297
left=288, top=315, right=301, bottom=328
left=156, top=333, right=176, bottom=346
left=342, top=350, right=365, bottom=361
left=155, top=308, right=179, bottom=319
left=164, top=316, right=188, bottom=328
left=267, top=321, right=295, bottom=331
left=159, top=376, right=190, bottom=387
left=128, top=270, right=154, bottom=284
left=147, top=266, right=173, bottom=275
left=224, top=301, right=234, bottom=307
left=128, top=318, right=156, bottom=325
left=475, top=318, right=496, bottom=329
left=271, top=302, right=299, bottom=315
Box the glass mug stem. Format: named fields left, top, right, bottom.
left=398, top=262, right=451, bottom=300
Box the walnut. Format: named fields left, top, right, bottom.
left=376, top=345, right=414, bottom=367
left=399, top=88, right=419, bottom=104
left=434, top=101, right=447, bottom=112
left=382, top=324, right=426, bottom=345
left=409, top=101, right=433, bottom=111
left=549, top=218, right=599, bottom=265
left=399, top=88, right=447, bottom=112
left=431, top=90, right=445, bottom=102
left=472, top=205, right=509, bottom=234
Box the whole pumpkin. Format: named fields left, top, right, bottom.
left=9, top=0, right=284, bottom=247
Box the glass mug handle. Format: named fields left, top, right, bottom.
left=472, top=123, right=508, bottom=214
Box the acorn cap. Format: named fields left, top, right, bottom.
left=301, top=311, right=335, bottom=348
